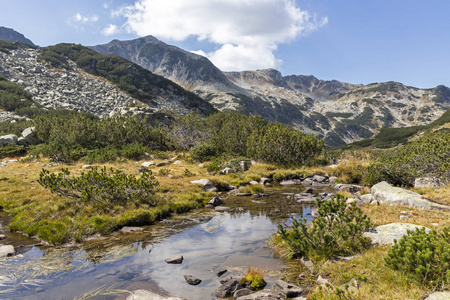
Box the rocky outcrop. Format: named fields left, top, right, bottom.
left=92, top=36, right=450, bottom=147
left=371, top=181, right=449, bottom=211
left=363, top=223, right=430, bottom=246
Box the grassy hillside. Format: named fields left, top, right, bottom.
left=341, top=108, right=450, bottom=149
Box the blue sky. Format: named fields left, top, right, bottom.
left=1, top=0, right=449, bottom=88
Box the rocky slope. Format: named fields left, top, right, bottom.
left=0, top=41, right=215, bottom=119
left=92, top=36, right=450, bottom=147
left=0, top=26, right=34, bottom=46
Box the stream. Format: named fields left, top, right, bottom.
left=0, top=186, right=332, bottom=300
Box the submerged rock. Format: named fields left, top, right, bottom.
left=363, top=223, right=430, bottom=246
left=184, top=275, right=201, bottom=285
left=127, top=289, right=186, bottom=300
left=371, top=181, right=449, bottom=211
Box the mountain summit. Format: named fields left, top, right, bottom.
left=0, top=26, right=35, bottom=46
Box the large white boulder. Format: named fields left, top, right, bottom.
left=371, top=181, right=449, bottom=211
left=363, top=223, right=430, bottom=246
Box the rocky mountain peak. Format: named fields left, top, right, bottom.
left=0, top=26, right=35, bottom=46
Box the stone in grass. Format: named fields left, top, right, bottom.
left=0, top=234, right=6, bottom=240
left=141, top=161, right=155, bottom=168
left=363, top=223, right=430, bottom=246
left=165, top=255, right=183, bottom=264
left=275, top=279, right=304, bottom=297
left=208, top=196, right=224, bottom=206
left=424, top=292, right=450, bottom=300
left=184, top=275, right=201, bottom=286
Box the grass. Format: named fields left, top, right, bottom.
left=0, top=154, right=216, bottom=244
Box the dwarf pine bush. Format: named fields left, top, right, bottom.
left=38, top=167, right=159, bottom=209
left=278, top=195, right=371, bottom=261
left=385, top=227, right=450, bottom=288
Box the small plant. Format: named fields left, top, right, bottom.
left=206, top=159, right=221, bottom=174
left=278, top=194, right=371, bottom=261
left=158, top=168, right=171, bottom=176
left=385, top=226, right=450, bottom=288
left=38, top=167, right=159, bottom=209
left=250, top=185, right=264, bottom=194
left=183, top=168, right=195, bottom=177
left=240, top=266, right=267, bottom=290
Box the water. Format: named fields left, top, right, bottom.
left=0, top=187, right=326, bottom=300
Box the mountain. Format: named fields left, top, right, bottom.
left=0, top=40, right=215, bottom=120
left=0, top=26, right=35, bottom=46
left=92, top=36, right=450, bottom=147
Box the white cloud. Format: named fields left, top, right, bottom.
left=102, top=24, right=119, bottom=36
left=115, top=0, right=327, bottom=71
left=74, top=13, right=99, bottom=23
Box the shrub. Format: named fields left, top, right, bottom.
left=120, top=143, right=147, bottom=160
left=158, top=168, right=170, bottom=176
left=0, top=144, right=27, bottom=159
left=385, top=227, right=450, bottom=288
left=190, top=141, right=218, bottom=162
left=278, top=195, right=371, bottom=261
left=38, top=167, right=159, bottom=209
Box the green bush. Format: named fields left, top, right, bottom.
left=120, top=143, right=147, bottom=160
left=190, top=141, right=218, bottom=162
left=385, top=227, right=450, bottom=288
left=38, top=167, right=159, bottom=209
left=0, top=144, right=27, bottom=159
left=278, top=195, right=371, bottom=261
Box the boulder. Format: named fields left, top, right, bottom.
left=236, top=290, right=283, bottom=300
left=359, top=194, right=372, bottom=204
left=363, top=223, right=430, bottom=246
left=222, top=167, right=234, bottom=174
left=280, top=180, right=302, bottom=186
left=414, top=177, right=441, bottom=188
left=328, top=176, right=338, bottom=184
left=165, top=255, right=183, bottom=264
left=312, top=175, right=328, bottom=183
left=239, top=161, right=250, bottom=172
left=21, top=127, right=40, bottom=145
left=173, top=160, right=182, bottom=165
left=156, top=161, right=171, bottom=167
left=424, top=292, right=450, bottom=300
left=260, top=178, right=271, bottom=185
left=141, top=161, right=155, bottom=167
left=183, top=275, right=201, bottom=286
left=250, top=181, right=259, bottom=185
left=0, top=245, right=15, bottom=257
left=275, top=279, right=304, bottom=297
left=208, top=196, right=224, bottom=206
left=214, top=279, right=243, bottom=298
left=0, top=134, right=18, bottom=146
left=371, top=181, right=449, bottom=211
left=234, top=288, right=253, bottom=298
left=126, top=290, right=186, bottom=300
left=190, top=179, right=218, bottom=192
left=334, top=184, right=362, bottom=193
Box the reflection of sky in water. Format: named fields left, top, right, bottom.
left=1, top=188, right=316, bottom=300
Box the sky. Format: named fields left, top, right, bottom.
left=1, top=0, right=449, bottom=88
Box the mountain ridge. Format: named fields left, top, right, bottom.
left=0, top=26, right=35, bottom=46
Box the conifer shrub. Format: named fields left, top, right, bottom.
left=278, top=195, right=371, bottom=261
left=38, top=167, right=160, bottom=209
left=385, top=227, right=450, bottom=288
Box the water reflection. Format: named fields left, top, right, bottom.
left=0, top=187, right=317, bottom=299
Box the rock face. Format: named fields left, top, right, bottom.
left=0, top=26, right=35, bottom=46
left=371, top=181, right=449, bottom=211
left=363, top=223, right=430, bottom=246
left=126, top=289, right=186, bottom=300
left=92, top=36, right=450, bottom=147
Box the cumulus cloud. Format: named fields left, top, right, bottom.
left=74, top=13, right=99, bottom=23
left=115, top=0, right=327, bottom=71
left=102, top=24, right=119, bottom=36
